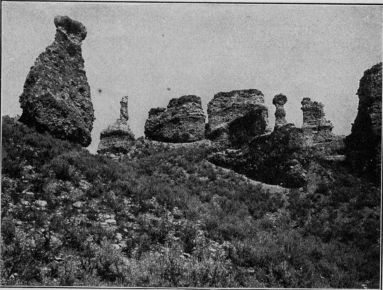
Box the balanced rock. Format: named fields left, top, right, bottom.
left=144, top=95, right=205, bottom=143
left=273, top=94, right=288, bottom=129
left=98, top=96, right=135, bottom=154
left=345, top=62, right=382, bottom=182
left=19, top=16, right=94, bottom=146
left=206, top=89, right=269, bottom=147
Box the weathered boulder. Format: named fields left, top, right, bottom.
left=98, top=96, right=135, bottom=154
left=144, top=95, right=205, bottom=143
left=345, top=62, right=382, bottom=182
left=206, top=89, right=269, bottom=147
left=19, top=16, right=94, bottom=146
left=273, top=94, right=288, bottom=129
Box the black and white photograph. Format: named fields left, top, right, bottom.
left=1, top=1, right=382, bottom=288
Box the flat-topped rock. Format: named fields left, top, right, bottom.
left=206, top=89, right=269, bottom=147
left=19, top=15, right=94, bottom=146
left=144, top=95, right=205, bottom=143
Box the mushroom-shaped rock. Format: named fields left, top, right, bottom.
left=206, top=89, right=268, bottom=147
left=345, top=62, right=382, bottom=182
left=98, top=96, right=135, bottom=154
left=144, top=95, right=206, bottom=143
left=273, top=94, right=288, bottom=129
left=19, top=15, right=94, bottom=146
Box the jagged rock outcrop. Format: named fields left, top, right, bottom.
left=144, top=95, right=205, bottom=143
left=206, top=89, right=269, bottom=147
left=98, top=96, right=135, bottom=154
left=19, top=16, right=94, bottom=147
left=273, top=94, right=288, bottom=129
left=345, top=62, right=382, bottom=182
left=209, top=98, right=344, bottom=188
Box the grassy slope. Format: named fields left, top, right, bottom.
left=1, top=116, right=380, bottom=287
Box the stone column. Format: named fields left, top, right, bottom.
left=120, top=96, right=129, bottom=121
left=273, top=94, right=287, bottom=129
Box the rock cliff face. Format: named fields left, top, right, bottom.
left=144, top=95, right=205, bottom=143
left=98, top=96, right=135, bottom=154
left=19, top=16, right=94, bottom=147
left=345, top=62, right=382, bottom=182
left=206, top=89, right=269, bottom=147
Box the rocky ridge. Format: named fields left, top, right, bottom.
left=208, top=95, right=345, bottom=188
left=19, top=15, right=94, bottom=147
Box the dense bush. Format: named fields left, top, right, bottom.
left=1, top=116, right=380, bottom=287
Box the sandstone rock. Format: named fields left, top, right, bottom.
left=273, top=94, right=287, bottom=129
left=144, top=95, right=205, bottom=143
left=19, top=16, right=94, bottom=146
left=345, top=62, right=382, bottom=182
left=98, top=96, right=135, bottom=154
left=206, top=89, right=269, bottom=147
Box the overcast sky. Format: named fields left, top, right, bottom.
left=2, top=2, right=382, bottom=153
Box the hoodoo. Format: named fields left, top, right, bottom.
left=98, top=96, right=135, bottom=154
left=273, top=94, right=288, bottom=129
left=19, top=16, right=94, bottom=146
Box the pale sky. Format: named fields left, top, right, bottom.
left=2, top=2, right=382, bottom=153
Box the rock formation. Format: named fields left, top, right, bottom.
left=209, top=97, right=343, bottom=188
left=273, top=94, right=288, bottom=129
left=345, top=62, right=382, bottom=182
left=19, top=16, right=94, bottom=147
left=206, top=89, right=269, bottom=147
left=301, top=98, right=334, bottom=145
left=144, top=95, right=205, bottom=143
left=98, top=96, right=135, bottom=154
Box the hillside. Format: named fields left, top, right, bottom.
left=1, top=116, right=380, bottom=287
left=1, top=14, right=381, bottom=288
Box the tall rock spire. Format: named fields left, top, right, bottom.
left=98, top=96, right=135, bottom=155
left=19, top=16, right=94, bottom=146
left=273, top=94, right=287, bottom=129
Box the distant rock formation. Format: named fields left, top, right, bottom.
left=144, top=95, right=205, bottom=143
left=206, top=89, right=269, bottom=147
left=273, top=94, right=288, bottom=129
left=19, top=16, right=94, bottom=146
left=345, top=62, right=382, bottom=182
left=98, top=96, right=135, bottom=154
left=209, top=97, right=343, bottom=188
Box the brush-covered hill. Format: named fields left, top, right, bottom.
left=1, top=116, right=380, bottom=287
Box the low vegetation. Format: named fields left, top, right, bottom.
left=1, top=116, right=380, bottom=287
